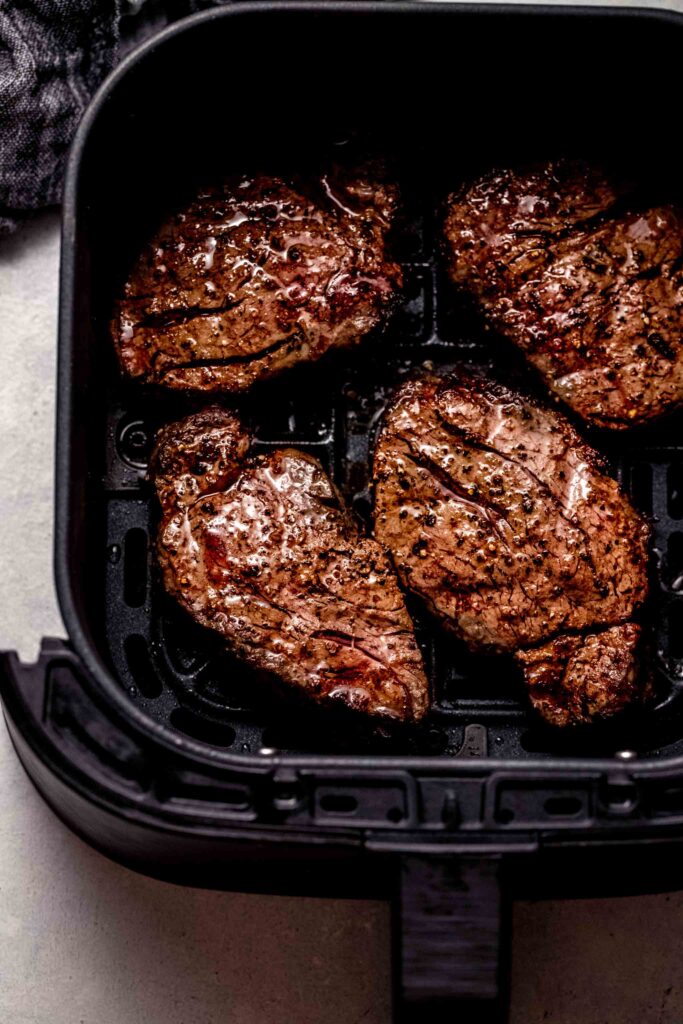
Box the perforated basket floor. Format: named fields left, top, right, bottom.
left=101, top=174, right=683, bottom=762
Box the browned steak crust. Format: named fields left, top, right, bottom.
left=372, top=368, right=651, bottom=725
left=443, top=160, right=683, bottom=429
left=516, top=623, right=643, bottom=728
left=114, top=166, right=401, bottom=392
left=151, top=408, right=428, bottom=722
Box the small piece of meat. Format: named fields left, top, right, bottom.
left=114, top=165, right=402, bottom=392
left=150, top=405, right=250, bottom=512
left=443, top=160, right=683, bottom=429
left=372, top=368, right=651, bottom=725
left=516, top=624, right=643, bottom=728
left=152, top=408, right=428, bottom=722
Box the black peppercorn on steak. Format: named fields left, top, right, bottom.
left=151, top=406, right=429, bottom=723
left=113, top=165, right=402, bottom=392
left=372, top=368, right=652, bottom=726
left=443, top=159, right=683, bottom=429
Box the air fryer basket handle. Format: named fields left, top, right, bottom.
left=395, top=854, right=509, bottom=1022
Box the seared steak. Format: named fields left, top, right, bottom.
left=114, top=165, right=401, bottom=392
left=151, top=407, right=428, bottom=722
left=517, top=623, right=643, bottom=728
left=372, top=369, right=651, bottom=725
left=443, top=160, right=683, bottom=429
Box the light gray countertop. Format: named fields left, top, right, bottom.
left=0, top=214, right=64, bottom=661
left=5, top=3, right=683, bottom=1019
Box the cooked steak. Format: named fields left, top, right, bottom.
left=151, top=407, right=428, bottom=722
left=516, top=623, right=643, bottom=728
left=114, top=165, right=401, bottom=392
left=372, top=368, right=651, bottom=725
left=443, top=160, right=683, bottom=429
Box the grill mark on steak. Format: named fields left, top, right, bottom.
left=432, top=419, right=604, bottom=582
left=398, top=441, right=514, bottom=549
left=153, top=335, right=296, bottom=371
left=498, top=187, right=639, bottom=245
left=132, top=299, right=246, bottom=331
left=373, top=368, right=651, bottom=726
left=113, top=164, right=401, bottom=393
left=443, top=159, right=683, bottom=428
left=151, top=406, right=429, bottom=723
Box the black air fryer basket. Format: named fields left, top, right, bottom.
left=5, top=3, right=683, bottom=1019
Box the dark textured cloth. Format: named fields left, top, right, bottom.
left=0, top=0, right=213, bottom=234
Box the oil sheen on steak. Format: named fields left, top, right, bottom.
left=114, top=165, right=401, bottom=392
left=372, top=369, right=651, bottom=725
left=443, top=160, right=683, bottom=429
left=151, top=407, right=428, bottom=722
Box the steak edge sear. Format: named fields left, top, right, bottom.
left=151, top=407, right=429, bottom=723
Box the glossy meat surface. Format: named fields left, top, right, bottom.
left=114, top=166, right=401, bottom=392
left=151, top=408, right=428, bottom=722
left=373, top=369, right=651, bottom=724
left=444, top=160, right=683, bottom=428
left=516, top=623, right=643, bottom=728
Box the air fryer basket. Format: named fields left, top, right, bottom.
left=5, top=3, right=683, bottom=1019
left=58, top=1, right=683, bottom=765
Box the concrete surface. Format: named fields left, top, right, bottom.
left=5, top=2, right=683, bottom=1018
left=0, top=213, right=64, bottom=661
